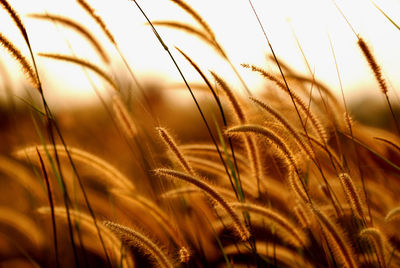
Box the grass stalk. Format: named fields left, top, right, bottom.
left=155, top=168, right=250, bottom=241
left=36, top=148, right=60, bottom=268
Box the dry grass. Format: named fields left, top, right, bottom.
left=0, top=0, right=400, bottom=267
left=0, top=33, right=38, bottom=89
left=28, top=13, right=110, bottom=63
left=38, top=53, right=118, bottom=91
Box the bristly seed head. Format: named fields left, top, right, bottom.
left=338, top=173, right=364, bottom=219
left=0, top=33, right=38, bottom=90
left=357, top=37, right=387, bottom=94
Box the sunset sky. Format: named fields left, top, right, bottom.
left=0, top=0, right=400, bottom=108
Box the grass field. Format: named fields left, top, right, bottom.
left=0, top=0, right=400, bottom=267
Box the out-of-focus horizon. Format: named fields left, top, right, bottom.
left=1, top=0, right=400, bottom=109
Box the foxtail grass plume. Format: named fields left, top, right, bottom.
left=157, top=127, right=196, bottom=175
left=28, top=14, right=110, bottom=63
left=230, top=202, right=308, bottom=247
left=338, top=173, right=364, bottom=219
left=103, top=221, right=174, bottom=268
left=385, top=207, right=400, bottom=222
left=0, top=0, right=29, bottom=44
left=76, top=0, right=116, bottom=44
left=155, top=168, right=250, bottom=241
left=243, top=63, right=328, bottom=143
left=357, top=37, right=387, bottom=94
left=0, top=33, right=38, bottom=89
left=360, top=227, right=387, bottom=268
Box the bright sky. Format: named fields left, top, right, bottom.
left=1, top=0, right=400, bottom=108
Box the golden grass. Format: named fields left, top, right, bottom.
left=0, top=207, right=44, bottom=249
left=113, top=95, right=138, bottom=139
left=39, top=207, right=134, bottom=267
left=151, top=21, right=214, bottom=46
left=157, top=127, right=196, bottom=175
left=28, top=13, right=110, bottom=63
left=360, top=227, right=387, bottom=268
left=223, top=242, right=312, bottom=267
left=168, top=0, right=215, bottom=40
left=243, top=63, right=328, bottom=143
left=385, top=207, right=400, bottom=222
left=229, top=202, right=308, bottom=247
left=76, top=0, right=116, bottom=44
left=15, top=145, right=135, bottom=191
left=111, top=189, right=189, bottom=258
left=212, top=72, right=262, bottom=193
left=312, top=207, right=358, bottom=268
left=103, top=221, right=174, bottom=268
left=357, top=37, right=387, bottom=94
left=250, top=96, right=315, bottom=160
left=338, top=172, right=365, bottom=219
left=155, top=168, right=250, bottom=241
left=0, top=0, right=29, bottom=44
left=0, top=1, right=400, bottom=267
left=38, top=53, right=118, bottom=91
left=0, top=33, right=38, bottom=89
left=226, top=124, right=299, bottom=172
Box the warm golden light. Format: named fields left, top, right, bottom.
left=1, top=1, right=400, bottom=267
left=1, top=0, right=400, bottom=107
